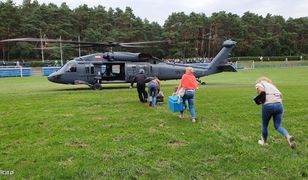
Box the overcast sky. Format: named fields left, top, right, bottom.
left=12, top=0, right=308, bottom=25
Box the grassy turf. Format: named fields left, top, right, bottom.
left=236, top=60, right=308, bottom=69
left=0, top=67, right=307, bottom=179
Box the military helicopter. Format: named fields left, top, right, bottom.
left=1, top=38, right=237, bottom=90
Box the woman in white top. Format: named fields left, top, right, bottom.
left=255, top=76, right=295, bottom=148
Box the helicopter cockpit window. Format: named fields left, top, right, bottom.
left=66, top=61, right=77, bottom=72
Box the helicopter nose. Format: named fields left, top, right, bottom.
left=48, top=73, right=61, bottom=83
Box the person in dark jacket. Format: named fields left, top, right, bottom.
left=130, top=69, right=148, bottom=103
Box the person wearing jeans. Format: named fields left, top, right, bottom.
left=148, top=77, right=160, bottom=107
left=255, top=76, right=296, bottom=148
left=177, top=67, right=198, bottom=123
left=262, top=103, right=288, bottom=138
left=181, top=90, right=196, bottom=120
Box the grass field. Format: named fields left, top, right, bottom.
left=0, top=67, right=307, bottom=179
left=236, top=60, right=308, bottom=69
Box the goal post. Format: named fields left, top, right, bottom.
left=235, top=60, right=255, bottom=70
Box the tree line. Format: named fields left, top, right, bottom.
left=0, top=0, right=308, bottom=62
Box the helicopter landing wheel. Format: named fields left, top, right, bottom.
left=197, top=79, right=206, bottom=86
left=92, top=83, right=102, bottom=90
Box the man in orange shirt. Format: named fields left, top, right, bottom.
left=177, top=67, right=198, bottom=123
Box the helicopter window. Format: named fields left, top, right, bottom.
left=66, top=61, right=77, bottom=72
left=71, top=67, right=77, bottom=72
left=101, top=65, right=106, bottom=74
left=85, top=64, right=95, bottom=74
left=85, top=66, right=89, bottom=74
left=90, top=66, right=94, bottom=74
left=112, top=65, right=120, bottom=74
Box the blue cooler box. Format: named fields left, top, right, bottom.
left=168, top=96, right=184, bottom=112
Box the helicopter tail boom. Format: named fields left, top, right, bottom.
left=205, top=39, right=237, bottom=75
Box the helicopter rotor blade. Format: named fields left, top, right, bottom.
left=1, top=38, right=63, bottom=43
left=0, top=38, right=103, bottom=45
left=119, top=45, right=153, bottom=48
left=0, top=38, right=121, bottom=47
left=0, top=38, right=171, bottom=48
left=33, top=44, right=93, bottom=50
left=35, top=45, right=116, bottom=50
left=120, top=40, right=169, bottom=46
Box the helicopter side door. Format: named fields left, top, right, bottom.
left=101, top=63, right=125, bottom=82
left=126, top=63, right=137, bottom=82
left=137, top=64, right=150, bottom=76
left=149, top=65, right=158, bottom=77
left=83, top=63, right=96, bottom=84
left=125, top=63, right=151, bottom=82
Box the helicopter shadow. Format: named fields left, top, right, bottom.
left=44, top=85, right=131, bottom=92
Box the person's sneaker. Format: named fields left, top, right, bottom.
left=191, top=119, right=196, bottom=123
left=179, top=114, right=184, bottom=119
left=149, top=101, right=152, bottom=106
left=287, top=135, right=296, bottom=149
left=258, top=139, right=267, bottom=146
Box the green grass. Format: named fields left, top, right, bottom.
left=236, top=60, right=308, bottom=69
left=0, top=67, right=308, bottom=179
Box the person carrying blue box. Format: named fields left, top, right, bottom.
left=176, top=67, right=198, bottom=123
left=168, top=95, right=184, bottom=112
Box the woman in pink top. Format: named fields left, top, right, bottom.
left=177, top=67, right=198, bottom=123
